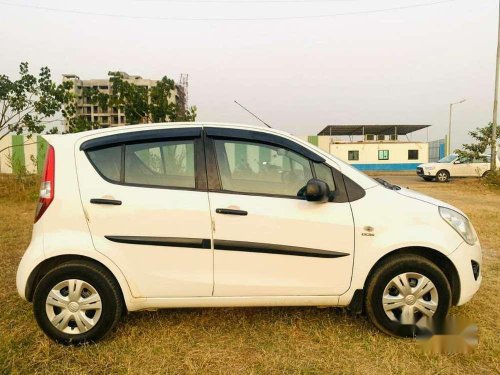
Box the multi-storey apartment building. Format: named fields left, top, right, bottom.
left=62, top=72, right=185, bottom=130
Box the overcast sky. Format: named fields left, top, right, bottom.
left=0, top=0, right=497, bottom=149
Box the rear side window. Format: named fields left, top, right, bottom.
left=87, top=145, right=122, bottom=182
left=125, top=140, right=195, bottom=188
left=86, top=140, right=196, bottom=189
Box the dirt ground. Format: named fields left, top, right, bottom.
left=0, top=174, right=499, bottom=374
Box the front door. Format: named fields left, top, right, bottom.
left=76, top=127, right=213, bottom=298
left=205, top=129, right=355, bottom=296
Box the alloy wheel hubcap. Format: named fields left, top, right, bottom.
left=45, top=279, right=102, bottom=334
left=438, top=173, right=447, bottom=181
left=382, top=272, right=438, bottom=325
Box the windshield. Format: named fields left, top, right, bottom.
left=438, top=154, right=457, bottom=163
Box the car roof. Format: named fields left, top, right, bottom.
left=43, top=122, right=292, bottom=143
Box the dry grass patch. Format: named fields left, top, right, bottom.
left=0, top=174, right=499, bottom=374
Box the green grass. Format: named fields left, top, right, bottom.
left=0, top=174, right=499, bottom=374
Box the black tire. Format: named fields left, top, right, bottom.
left=422, top=177, right=433, bottom=182
left=33, top=260, right=124, bottom=345
left=364, top=254, right=451, bottom=338
left=435, top=170, right=450, bottom=183
left=482, top=170, right=490, bottom=178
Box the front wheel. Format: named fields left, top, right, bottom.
left=436, top=170, right=450, bottom=182
left=33, top=260, right=124, bottom=345
left=364, top=254, right=451, bottom=337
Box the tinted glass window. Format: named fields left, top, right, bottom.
left=314, top=163, right=336, bottom=191
left=408, top=150, right=419, bottom=160
left=214, top=139, right=313, bottom=197
left=87, top=145, right=122, bottom=182
left=124, top=140, right=195, bottom=188
left=348, top=150, right=359, bottom=161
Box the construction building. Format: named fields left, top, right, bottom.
left=62, top=72, right=186, bottom=130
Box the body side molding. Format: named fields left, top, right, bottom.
left=105, top=236, right=211, bottom=249
left=214, top=240, right=349, bottom=258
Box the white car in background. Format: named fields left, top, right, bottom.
left=417, top=154, right=497, bottom=182
left=16, top=123, right=482, bottom=344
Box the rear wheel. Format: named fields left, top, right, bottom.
left=482, top=170, right=490, bottom=178
left=33, top=260, right=123, bottom=345
left=436, top=170, right=450, bottom=182
left=365, top=254, right=451, bottom=337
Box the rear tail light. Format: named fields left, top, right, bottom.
left=35, top=145, right=55, bottom=222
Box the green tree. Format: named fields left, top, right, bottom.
left=0, top=62, right=72, bottom=149
left=82, top=71, right=196, bottom=126
left=455, top=123, right=500, bottom=161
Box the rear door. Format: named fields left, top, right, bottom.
left=76, top=127, right=214, bottom=298
left=205, top=127, right=355, bottom=296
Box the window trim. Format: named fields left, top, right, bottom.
left=84, top=133, right=207, bottom=192
left=204, top=127, right=325, bottom=163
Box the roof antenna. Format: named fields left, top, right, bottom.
left=234, top=100, right=272, bottom=128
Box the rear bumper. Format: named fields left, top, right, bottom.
left=449, top=240, right=482, bottom=306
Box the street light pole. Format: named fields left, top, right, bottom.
left=448, top=99, right=466, bottom=155
left=491, top=0, right=500, bottom=171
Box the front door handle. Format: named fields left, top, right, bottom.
left=90, top=198, right=122, bottom=205
left=216, top=208, right=248, bottom=216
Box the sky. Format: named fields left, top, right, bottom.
left=0, top=0, right=497, bottom=149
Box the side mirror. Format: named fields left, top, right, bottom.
left=305, top=179, right=330, bottom=203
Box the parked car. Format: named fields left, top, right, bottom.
left=17, top=123, right=482, bottom=344
left=417, top=154, right=498, bottom=182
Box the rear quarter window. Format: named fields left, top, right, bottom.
left=87, top=146, right=122, bottom=182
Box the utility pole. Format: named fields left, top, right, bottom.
left=491, top=0, right=500, bottom=171
left=448, top=99, right=466, bottom=155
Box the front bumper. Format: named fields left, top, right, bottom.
left=449, top=240, right=482, bottom=306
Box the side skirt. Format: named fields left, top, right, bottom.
left=125, top=295, right=343, bottom=312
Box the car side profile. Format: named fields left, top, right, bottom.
left=17, top=123, right=482, bottom=344
left=417, top=154, right=498, bottom=182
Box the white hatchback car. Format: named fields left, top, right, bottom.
left=417, top=154, right=498, bottom=182
left=17, top=123, right=482, bottom=344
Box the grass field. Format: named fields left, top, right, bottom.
left=0, top=174, right=499, bottom=374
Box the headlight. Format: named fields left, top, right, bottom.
left=439, top=207, right=477, bottom=245
left=425, top=166, right=435, bottom=170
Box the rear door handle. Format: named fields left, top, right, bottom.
left=90, top=198, right=122, bottom=205
left=216, top=208, right=248, bottom=216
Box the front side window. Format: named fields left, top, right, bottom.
left=213, top=139, right=313, bottom=197
left=378, top=150, right=389, bottom=160
left=125, top=140, right=195, bottom=188
left=348, top=150, right=359, bottom=161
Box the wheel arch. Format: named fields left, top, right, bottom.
left=436, top=169, right=450, bottom=179
left=25, top=254, right=129, bottom=309
left=363, top=246, right=461, bottom=306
